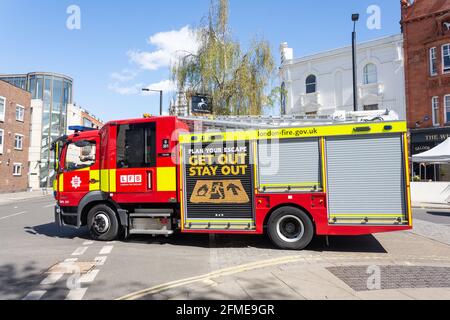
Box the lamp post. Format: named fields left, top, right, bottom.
left=142, top=88, right=163, bottom=116
left=352, top=13, right=359, bottom=112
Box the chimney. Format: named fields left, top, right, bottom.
left=280, top=42, right=293, bottom=65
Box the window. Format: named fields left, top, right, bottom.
left=83, top=118, right=94, bottom=128
left=443, top=44, right=450, bottom=73
left=16, top=105, right=24, bottom=122
left=0, top=96, right=5, bottom=122
left=117, top=123, right=156, bottom=169
left=14, top=134, right=24, bottom=150
left=0, top=129, right=3, bottom=154
left=363, top=63, right=378, bottom=84
left=305, top=75, right=317, bottom=94
left=13, top=163, right=22, bottom=176
left=364, top=104, right=379, bottom=111
left=65, top=141, right=96, bottom=171
left=445, top=95, right=450, bottom=124
left=430, top=47, right=438, bottom=76
left=432, top=96, right=440, bottom=126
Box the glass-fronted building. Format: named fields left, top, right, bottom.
left=0, top=72, right=73, bottom=188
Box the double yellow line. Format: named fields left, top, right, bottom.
left=116, top=254, right=311, bottom=300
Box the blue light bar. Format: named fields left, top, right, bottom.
left=69, top=126, right=97, bottom=132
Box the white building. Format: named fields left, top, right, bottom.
left=67, top=104, right=103, bottom=135
left=279, top=34, right=406, bottom=119
left=169, top=92, right=189, bottom=116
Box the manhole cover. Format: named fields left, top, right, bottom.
left=327, top=266, right=450, bottom=291
left=46, top=262, right=96, bottom=274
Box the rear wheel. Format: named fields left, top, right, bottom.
left=267, top=207, right=314, bottom=250
left=87, top=204, right=120, bottom=241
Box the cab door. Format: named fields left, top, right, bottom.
left=60, top=139, right=99, bottom=206
left=115, top=122, right=156, bottom=194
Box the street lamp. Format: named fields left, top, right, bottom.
left=142, top=88, right=163, bottom=116
left=352, top=13, right=359, bottom=112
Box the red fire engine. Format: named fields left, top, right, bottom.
left=53, top=114, right=412, bottom=250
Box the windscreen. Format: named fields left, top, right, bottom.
left=65, top=141, right=96, bottom=171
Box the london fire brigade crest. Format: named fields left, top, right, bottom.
left=71, top=176, right=82, bottom=189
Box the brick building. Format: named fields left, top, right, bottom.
left=0, top=80, right=31, bottom=193
left=402, top=0, right=450, bottom=129
left=401, top=0, right=450, bottom=181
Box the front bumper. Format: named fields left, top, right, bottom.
left=55, top=205, right=78, bottom=228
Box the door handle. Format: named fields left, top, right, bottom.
left=89, top=179, right=99, bottom=184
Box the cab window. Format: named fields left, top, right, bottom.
left=116, top=123, right=156, bottom=168
left=65, top=141, right=96, bottom=171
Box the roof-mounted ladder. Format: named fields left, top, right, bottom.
left=179, top=109, right=400, bottom=131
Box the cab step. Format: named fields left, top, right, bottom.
left=130, top=213, right=171, bottom=218
left=129, top=229, right=174, bottom=236
left=128, top=208, right=174, bottom=237
left=130, top=209, right=173, bottom=218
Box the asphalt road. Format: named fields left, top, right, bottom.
left=413, top=208, right=450, bottom=226
left=0, top=196, right=212, bottom=300
left=0, top=196, right=449, bottom=300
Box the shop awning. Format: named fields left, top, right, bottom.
left=412, top=138, right=450, bottom=163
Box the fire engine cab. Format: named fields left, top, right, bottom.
left=52, top=112, right=412, bottom=250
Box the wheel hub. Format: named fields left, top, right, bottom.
left=276, top=215, right=305, bottom=243
left=93, top=213, right=110, bottom=234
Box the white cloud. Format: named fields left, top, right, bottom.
left=110, top=69, right=139, bottom=82
left=128, top=25, right=199, bottom=71
left=142, top=79, right=177, bottom=95
left=108, top=82, right=143, bottom=95
left=109, top=26, right=196, bottom=96
left=109, top=79, right=176, bottom=96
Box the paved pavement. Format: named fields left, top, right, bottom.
left=1, top=196, right=450, bottom=300
left=0, top=189, right=52, bottom=206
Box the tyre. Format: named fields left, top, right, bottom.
left=267, top=207, right=314, bottom=250
left=87, top=204, right=120, bottom=241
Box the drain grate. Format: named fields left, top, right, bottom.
left=327, top=266, right=450, bottom=291
left=46, top=262, right=96, bottom=275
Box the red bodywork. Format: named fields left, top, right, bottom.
left=55, top=116, right=412, bottom=237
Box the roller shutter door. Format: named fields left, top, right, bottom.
left=326, top=134, right=406, bottom=222
left=258, top=138, right=321, bottom=190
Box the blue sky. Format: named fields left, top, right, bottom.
left=0, top=0, right=401, bottom=121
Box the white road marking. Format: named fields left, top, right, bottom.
left=23, top=291, right=46, bottom=300
left=66, top=288, right=88, bottom=300
left=0, top=211, right=27, bottom=221
left=94, top=256, right=107, bottom=266
left=41, top=273, right=64, bottom=285
left=43, top=204, right=54, bottom=208
left=99, top=246, right=113, bottom=255
left=71, top=247, right=88, bottom=256
left=32, top=241, right=111, bottom=300
left=79, top=269, right=100, bottom=283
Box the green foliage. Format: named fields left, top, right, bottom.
left=171, top=0, right=278, bottom=115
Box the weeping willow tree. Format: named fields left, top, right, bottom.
left=172, top=0, right=277, bottom=115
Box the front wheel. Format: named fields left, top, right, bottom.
left=87, top=204, right=120, bottom=241
left=267, top=207, right=314, bottom=250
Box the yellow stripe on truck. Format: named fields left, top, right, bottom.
left=109, top=169, right=116, bottom=193
left=157, top=167, right=177, bottom=192
left=101, top=169, right=109, bottom=192
left=179, top=121, right=408, bottom=144
left=89, top=170, right=100, bottom=191
left=59, top=174, right=64, bottom=192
